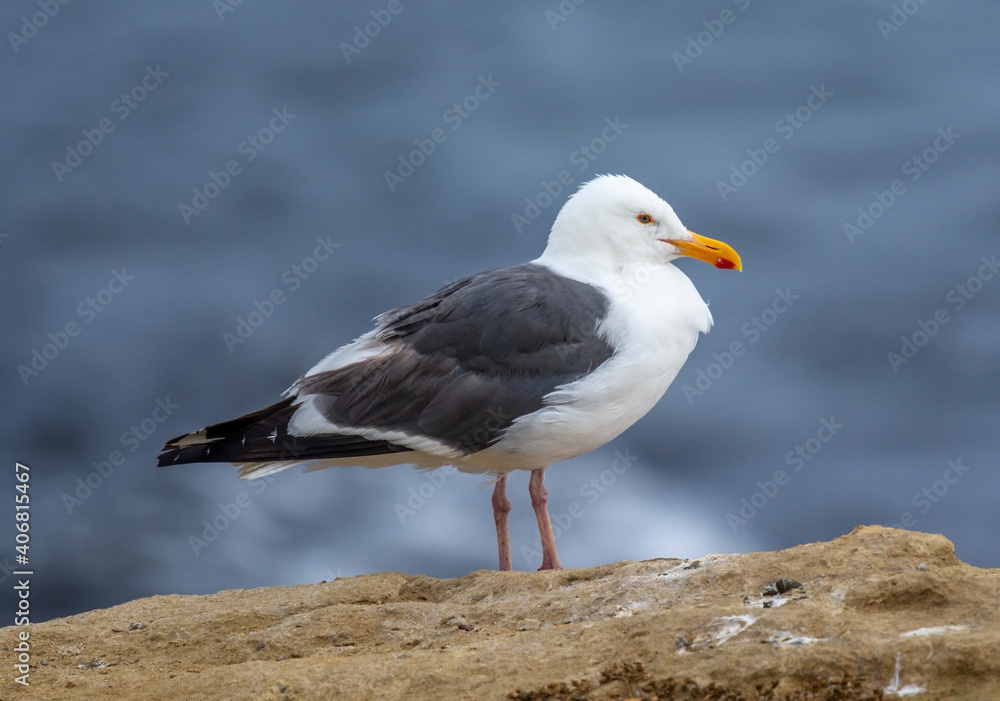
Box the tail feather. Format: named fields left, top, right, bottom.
left=156, top=397, right=412, bottom=468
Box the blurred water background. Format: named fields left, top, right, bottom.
left=2, top=0, right=998, bottom=622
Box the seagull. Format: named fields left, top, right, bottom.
left=158, top=174, right=741, bottom=571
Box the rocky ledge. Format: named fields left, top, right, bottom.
left=3, top=526, right=998, bottom=700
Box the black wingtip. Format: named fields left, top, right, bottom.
left=155, top=395, right=414, bottom=468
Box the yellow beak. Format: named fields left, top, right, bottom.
left=662, top=231, right=743, bottom=271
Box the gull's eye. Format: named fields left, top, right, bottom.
left=636, top=212, right=654, bottom=225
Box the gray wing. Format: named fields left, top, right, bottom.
left=293, top=263, right=615, bottom=454
left=158, top=263, right=615, bottom=467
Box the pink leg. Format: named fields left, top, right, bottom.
left=529, top=468, right=563, bottom=570
left=492, top=474, right=512, bottom=571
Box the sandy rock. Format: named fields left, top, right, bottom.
left=3, top=526, right=998, bottom=700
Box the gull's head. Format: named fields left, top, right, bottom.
left=539, top=174, right=742, bottom=275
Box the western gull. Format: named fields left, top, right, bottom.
left=158, top=174, right=742, bottom=571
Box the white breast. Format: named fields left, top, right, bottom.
left=459, top=261, right=712, bottom=472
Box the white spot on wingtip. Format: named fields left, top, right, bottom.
left=173, top=429, right=221, bottom=447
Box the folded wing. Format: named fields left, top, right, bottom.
left=157, top=263, right=614, bottom=472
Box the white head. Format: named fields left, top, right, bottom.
left=537, top=174, right=741, bottom=278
